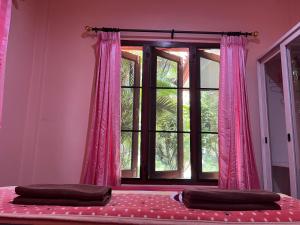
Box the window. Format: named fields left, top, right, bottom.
left=121, top=41, right=220, bottom=184
left=120, top=47, right=143, bottom=178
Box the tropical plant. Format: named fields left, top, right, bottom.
left=120, top=51, right=219, bottom=177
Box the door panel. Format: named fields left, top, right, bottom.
left=283, top=36, right=300, bottom=197
left=264, top=53, right=291, bottom=195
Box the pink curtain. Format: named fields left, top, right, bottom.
left=0, top=0, right=12, bottom=127
left=218, top=36, right=260, bottom=190
left=81, top=32, right=121, bottom=186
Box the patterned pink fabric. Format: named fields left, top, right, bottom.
left=218, top=36, right=260, bottom=190
left=0, top=0, right=12, bottom=127
left=81, top=32, right=121, bottom=186
left=1, top=187, right=300, bottom=224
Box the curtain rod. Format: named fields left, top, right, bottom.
left=84, top=26, right=259, bottom=39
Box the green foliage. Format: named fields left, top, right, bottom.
left=201, top=91, right=219, bottom=172
left=120, top=58, right=134, bottom=170
left=155, top=58, right=178, bottom=171
left=121, top=132, right=132, bottom=170
left=155, top=132, right=177, bottom=171
left=120, top=53, right=219, bottom=176
left=121, top=58, right=134, bottom=86
left=157, top=57, right=177, bottom=87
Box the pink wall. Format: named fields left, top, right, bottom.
left=0, top=0, right=40, bottom=186
left=1, top=0, right=300, bottom=185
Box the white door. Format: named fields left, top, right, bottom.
left=280, top=33, right=300, bottom=198
left=259, top=52, right=291, bottom=195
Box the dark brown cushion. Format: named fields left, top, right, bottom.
left=15, top=184, right=111, bottom=201
left=183, top=198, right=281, bottom=211
left=183, top=188, right=280, bottom=204
left=12, top=195, right=111, bottom=206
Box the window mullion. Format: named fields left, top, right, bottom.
left=177, top=60, right=184, bottom=178
left=189, top=46, right=200, bottom=181
left=149, top=46, right=158, bottom=179
left=131, top=57, right=141, bottom=177
left=140, top=45, right=151, bottom=181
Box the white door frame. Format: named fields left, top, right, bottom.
left=257, top=49, right=280, bottom=191
left=280, top=30, right=300, bottom=198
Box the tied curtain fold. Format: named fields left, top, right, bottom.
left=81, top=32, right=121, bottom=186
left=0, top=0, right=12, bottom=127
left=218, top=36, right=260, bottom=190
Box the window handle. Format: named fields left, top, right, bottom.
left=288, top=133, right=291, bottom=142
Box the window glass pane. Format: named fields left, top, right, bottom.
left=157, top=48, right=189, bottom=88
left=154, top=133, right=191, bottom=178
left=183, top=133, right=191, bottom=178
left=121, top=88, right=133, bottom=130
left=121, top=131, right=132, bottom=170
left=157, top=56, right=177, bottom=88
left=155, top=132, right=177, bottom=171
left=182, top=90, right=190, bottom=131
left=201, top=90, right=218, bottom=132
left=200, top=49, right=220, bottom=88
left=121, top=47, right=143, bottom=86
left=121, top=58, right=135, bottom=86
left=121, top=88, right=141, bottom=130
left=201, top=133, right=219, bottom=172
left=156, top=89, right=177, bottom=131
left=121, top=131, right=141, bottom=178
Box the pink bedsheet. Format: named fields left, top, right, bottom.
left=0, top=187, right=300, bottom=224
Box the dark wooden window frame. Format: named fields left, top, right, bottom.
left=121, top=51, right=141, bottom=178
left=121, top=40, right=220, bottom=185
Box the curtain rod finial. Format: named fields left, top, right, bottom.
left=252, top=31, right=259, bottom=37
left=85, top=26, right=93, bottom=32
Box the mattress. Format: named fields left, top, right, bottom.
left=0, top=186, right=300, bottom=225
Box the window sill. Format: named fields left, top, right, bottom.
left=113, top=184, right=218, bottom=191
left=120, top=178, right=218, bottom=188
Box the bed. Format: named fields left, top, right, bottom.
left=0, top=186, right=300, bottom=225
